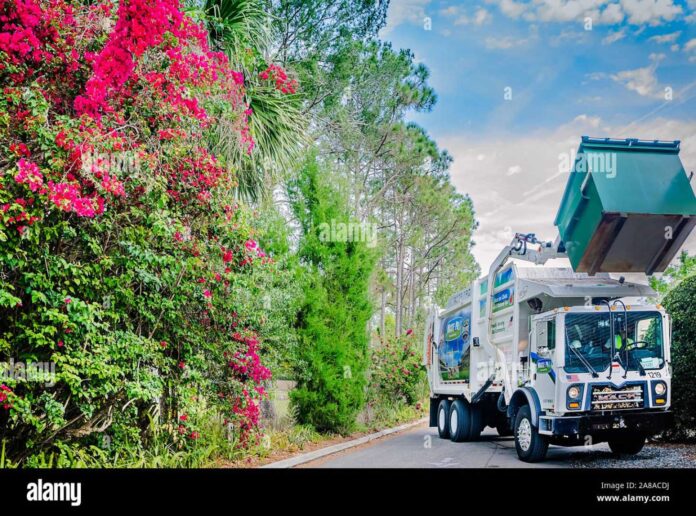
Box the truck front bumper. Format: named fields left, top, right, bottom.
left=539, top=410, right=671, bottom=438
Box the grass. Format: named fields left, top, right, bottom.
left=218, top=398, right=428, bottom=467
left=1, top=398, right=427, bottom=469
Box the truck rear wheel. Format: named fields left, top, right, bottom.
left=449, top=399, right=472, bottom=442
left=608, top=433, right=646, bottom=456
left=469, top=404, right=483, bottom=440
left=514, top=405, right=548, bottom=462
left=437, top=399, right=451, bottom=439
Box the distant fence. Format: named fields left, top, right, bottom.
left=261, top=380, right=296, bottom=429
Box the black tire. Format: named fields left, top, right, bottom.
left=608, top=433, right=646, bottom=456
left=449, top=399, right=472, bottom=442
left=514, top=405, right=549, bottom=462
left=437, top=399, right=451, bottom=439
left=469, top=403, right=484, bottom=440
left=496, top=421, right=514, bottom=437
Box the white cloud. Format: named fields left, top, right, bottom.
left=609, top=53, right=666, bottom=98
left=507, top=165, right=523, bottom=176
left=535, top=0, right=612, bottom=23
left=485, top=36, right=521, bottom=49
left=489, top=0, right=621, bottom=24
left=440, top=116, right=696, bottom=270
left=648, top=31, right=681, bottom=44
left=602, top=29, right=626, bottom=44
left=485, top=25, right=538, bottom=49
left=573, top=114, right=602, bottom=127
left=586, top=71, right=608, bottom=81
left=552, top=29, right=591, bottom=45
left=495, top=0, right=528, bottom=19
left=684, top=38, right=696, bottom=52
left=486, top=0, right=684, bottom=26
left=382, top=0, right=432, bottom=33
left=599, top=2, right=625, bottom=23
left=440, top=5, right=459, bottom=17
left=474, top=7, right=493, bottom=25
left=620, top=0, right=682, bottom=26
left=441, top=4, right=492, bottom=26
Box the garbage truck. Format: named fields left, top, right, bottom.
left=424, top=137, right=696, bottom=462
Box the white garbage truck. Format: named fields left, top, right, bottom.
left=424, top=137, right=696, bottom=462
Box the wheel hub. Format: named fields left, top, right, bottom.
left=517, top=418, right=532, bottom=451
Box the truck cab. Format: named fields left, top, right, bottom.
left=518, top=304, right=671, bottom=458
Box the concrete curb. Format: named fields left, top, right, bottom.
left=261, top=417, right=428, bottom=468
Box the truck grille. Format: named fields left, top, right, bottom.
left=591, top=385, right=644, bottom=411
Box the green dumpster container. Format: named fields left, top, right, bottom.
left=555, top=137, right=696, bottom=275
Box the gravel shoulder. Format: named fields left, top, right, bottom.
left=571, top=442, right=696, bottom=468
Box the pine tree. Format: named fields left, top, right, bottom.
left=288, top=154, right=377, bottom=432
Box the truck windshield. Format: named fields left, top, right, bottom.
left=564, top=311, right=664, bottom=374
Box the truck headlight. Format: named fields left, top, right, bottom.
left=655, top=382, right=666, bottom=396
left=568, top=386, right=581, bottom=399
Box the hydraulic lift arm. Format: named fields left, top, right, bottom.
left=484, top=234, right=566, bottom=403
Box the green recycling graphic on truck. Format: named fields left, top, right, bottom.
left=438, top=310, right=472, bottom=381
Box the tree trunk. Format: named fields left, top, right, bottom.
left=395, top=232, right=404, bottom=337
left=407, top=249, right=415, bottom=329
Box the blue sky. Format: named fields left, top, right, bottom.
left=382, top=0, right=696, bottom=270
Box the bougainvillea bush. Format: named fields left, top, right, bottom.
left=369, top=331, right=426, bottom=407
left=0, top=0, right=285, bottom=465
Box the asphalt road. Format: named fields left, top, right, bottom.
left=301, top=423, right=613, bottom=468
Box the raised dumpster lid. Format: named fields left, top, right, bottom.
left=555, top=137, right=696, bottom=275
left=516, top=268, right=655, bottom=300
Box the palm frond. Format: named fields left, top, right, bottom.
left=188, top=0, right=308, bottom=201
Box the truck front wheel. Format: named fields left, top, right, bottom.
left=608, top=433, right=646, bottom=456
left=437, top=399, right=451, bottom=439
left=514, top=405, right=549, bottom=462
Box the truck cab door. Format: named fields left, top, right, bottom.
left=531, top=318, right=557, bottom=411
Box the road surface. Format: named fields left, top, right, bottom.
left=301, top=422, right=612, bottom=468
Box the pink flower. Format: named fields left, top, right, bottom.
left=14, top=158, right=43, bottom=192
left=231, top=71, right=244, bottom=85
left=203, top=289, right=212, bottom=298
left=48, top=182, right=104, bottom=218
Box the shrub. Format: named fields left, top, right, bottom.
left=0, top=0, right=294, bottom=464
left=288, top=155, right=377, bottom=433
left=663, top=275, right=696, bottom=440
left=369, top=332, right=426, bottom=407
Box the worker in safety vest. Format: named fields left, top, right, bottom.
left=604, top=334, right=634, bottom=351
